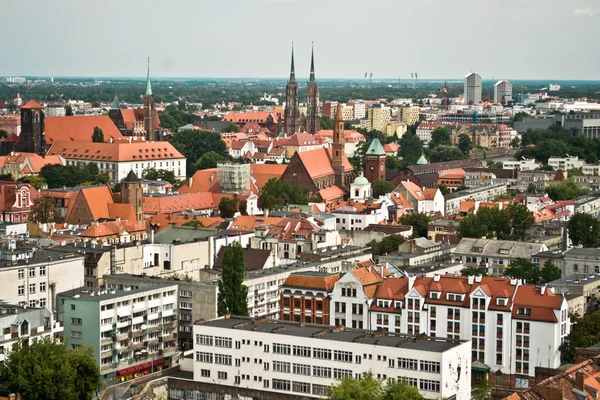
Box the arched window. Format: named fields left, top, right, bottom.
left=355, top=190, right=359, bottom=197
left=20, top=320, right=29, bottom=336
left=21, top=191, right=27, bottom=207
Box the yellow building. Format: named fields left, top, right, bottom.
left=367, top=104, right=391, bottom=132
left=398, top=105, right=420, bottom=126
left=382, top=121, right=408, bottom=137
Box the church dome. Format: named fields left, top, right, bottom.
left=417, top=154, right=428, bottom=165
left=353, top=172, right=369, bottom=186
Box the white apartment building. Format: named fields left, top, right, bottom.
left=503, top=158, right=539, bottom=171
left=192, top=316, right=471, bottom=400
left=548, top=156, right=585, bottom=171
left=368, top=275, right=569, bottom=389
left=331, top=202, right=388, bottom=231
left=0, top=302, right=64, bottom=363
left=0, top=252, right=85, bottom=310
left=45, top=107, right=66, bottom=117
left=464, top=72, right=482, bottom=104
left=445, top=184, right=507, bottom=216
left=494, top=80, right=513, bottom=104
left=57, top=284, right=179, bottom=383
left=348, top=101, right=366, bottom=119
left=46, top=140, right=187, bottom=184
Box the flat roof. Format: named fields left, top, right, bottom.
left=548, top=273, right=600, bottom=287
left=103, top=273, right=219, bottom=287
left=198, top=316, right=465, bottom=353
left=57, top=284, right=174, bottom=302
left=0, top=249, right=84, bottom=269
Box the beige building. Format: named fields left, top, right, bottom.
left=367, top=104, right=391, bottom=132
left=382, top=121, right=408, bottom=137
left=398, top=105, right=420, bottom=126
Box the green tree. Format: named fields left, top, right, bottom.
left=327, top=373, right=423, bottom=400
left=192, top=151, right=225, bottom=173
left=458, top=204, right=534, bottom=241
left=18, top=175, right=46, bottom=190
left=320, top=115, right=334, bottom=130
left=91, top=126, right=104, bottom=143
left=170, top=130, right=226, bottom=171
left=541, top=260, right=561, bottom=283
left=567, top=212, right=600, bottom=247
left=527, top=183, right=538, bottom=193
left=217, top=242, right=249, bottom=316
left=368, top=234, right=406, bottom=256
left=0, top=173, right=14, bottom=181
left=567, top=168, right=583, bottom=177
left=218, top=197, right=239, bottom=218
left=0, top=129, right=8, bottom=139
left=471, top=378, right=492, bottom=400
left=373, top=180, right=393, bottom=197
left=399, top=213, right=431, bottom=238
left=142, top=168, right=178, bottom=185
left=457, top=133, right=472, bottom=154
left=29, top=197, right=56, bottom=223
left=437, top=184, right=450, bottom=196
left=510, top=136, right=521, bottom=149
left=547, top=179, right=588, bottom=201
left=429, top=145, right=466, bottom=163
left=0, top=337, right=101, bottom=400
left=398, top=131, right=423, bottom=167
left=560, top=311, right=600, bottom=362
left=39, top=163, right=108, bottom=189
left=238, top=199, right=248, bottom=215
left=461, top=267, right=488, bottom=276
left=506, top=202, right=536, bottom=241
left=220, top=123, right=240, bottom=133
left=65, top=105, right=73, bottom=116
left=182, top=220, right=205, bottom=228
left=259, top=179, right=308, bottom=210
left=505, top=258, right=541, bottom=284
left=429, top=127, right=451, bottom=149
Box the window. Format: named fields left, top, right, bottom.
left=273, top=379, right=291, bottom=391
left=273, top=343, right=291, bottom=355
left=218, top=371, right=227, bottom=380
left=196, top=334, right=213, bottom=346
left=517, top=308, right=531, bottom=316
left=195, top=352, right=213, bottom=363
left=40, top=298, right=46, bottom=307
left=29, top=284, right=35, bottom=294
left=334, top=350, right=353, bottom=363
left=214, top=336, right=232, bottom=348
left=313, top=348, right=332, bottom=359
left=292, top=345, right=311, bottom=357
left=333, top=369, right=352, bottom=379
left=398, top=358, right=418, bottom=370
left=419, top=379, right=440, bottom=392
left=273, top=361, right=291, bottom=373
left=29, top=268, right=35, bottom=278
left=292, top=363, right=310, bottom=376
left=18, top=285, right=24, bottom=296
left=179, top=302, right=192, bottom=310
left=71, top=318, right=82, bottom=325
left=312, top=384, right=328, bottom=396
left=313, top=366, right=332, bottom=378
left=214, top=354, right=232, bottom=365
left=399, top=377, right=418, bottom=387
left=18, top=269, right=24, bottom=279
left=292, top=381, right=310, bottom=394
left=71, top=331, right=82, bottom=339
left=420, top=361, right=441, bottom=373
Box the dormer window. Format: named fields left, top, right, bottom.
left=499, top=249, right=510, bottom=255
left=497, top=298, right=508, bottom=307
left=471, top=247, right=483, bottom=253
left=517, top=307, right=531, bottom=316
left=430, top=292, right=440, bottom=300
left=447, top=293, right=464, bottom=302
left=394, top=301, right=402, bottom=309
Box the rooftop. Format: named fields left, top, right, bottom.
left=57, top=284, right=174, bottom=302
left=197, top=316, right=465, bottom=353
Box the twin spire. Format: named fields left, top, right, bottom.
left=145, top=57, right=153, bottom=96
left=288, top=43, right=316, bottom=83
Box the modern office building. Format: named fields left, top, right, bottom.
left=192, top=316, right=472, bottom=399
left=464, top=72, right=482, bottom=104
left=57, top=284, right=179, bottom=384
left=493, top=80, right=513, bottom=103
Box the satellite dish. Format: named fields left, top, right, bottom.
left=141, top=324, right=148, bottom=330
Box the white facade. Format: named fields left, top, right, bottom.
left=503, top=158, right=539, bottom=171
left=332, top=205, right=388, bottom=231
left=330, top=271, right=372, bottom=329
left=464, top=72, right=482, bottom=104
left=494, top=80, right=513, bottom=103
left=45, top=107, right=66, bottom=117
left=229, top=141, right=257, bottom=159
left=193, top=317, right=472, bottom=400
left=548, top=156, right=585, bottom=171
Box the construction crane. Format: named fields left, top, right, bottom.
left=438, top=81, right=448, bottom=111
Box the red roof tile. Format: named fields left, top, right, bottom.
left=45, top=116, right=123, bottom=143
left=21, top=100, right=43, bottom=109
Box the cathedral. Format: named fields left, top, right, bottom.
left=109, top=59, right=163, bottom=141
left=284, top=45, right=320, bottom=135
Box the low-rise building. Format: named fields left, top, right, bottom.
left=548, top=274, right=600, bottom=316
left=503, top=158, right=539, bottom=171
left=396, top=181, right=445, bottom=216
left=573, top=192, right=600, bottom=216
left=57, top=285, right=179, bottom=385
left=548, top=156, right=585, bottom=171
left=379, top=238, right=456, bottom=266
left=329, top=200, right=388, bottom=231
left=427, top=219, right=460, bottom=244
left=192, top=316, right=472, bottom=400
left=464, top=167, right=518, bottom=188
left=562, top=247, right=600, bottom=277
left=444, top=184, right=507, bottom=216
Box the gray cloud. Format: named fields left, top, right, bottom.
left=574, top=8, right=599, bottom=16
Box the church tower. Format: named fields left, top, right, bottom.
left=143, top=58, right=156, bottom=141
left=19, top=100, right=45, bottom=155
left=364, top=137, right=386, bottom=184
left=306, top=43, right=320, bottom=134
left=121, top=170, right=144, bottom=222
left=284, top=45, right=299, bottom=135
left=332, top=103, right=346, bottom=190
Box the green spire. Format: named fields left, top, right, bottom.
left=289, top=43, right=296, bottom=82
left=309, top=42, right=315, bottom=83
left=145, top=57, right=153, bottom=96
left=366, top=138, right=385, bottom=156
left=110, top=95, right=120, bottom=110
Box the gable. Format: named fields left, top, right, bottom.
left=280, top=152, right=320, bottom=194
left=65, top=191, right=94, bottom=225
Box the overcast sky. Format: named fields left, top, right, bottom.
left=2, top=0, right=600, bottom=80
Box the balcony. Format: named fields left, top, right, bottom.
left=148, top=299, right=160, bottom=309
left=133, top=302, right=147, bottom=312
left=147, top=312, right=160, bottom=321
left=100, top=323, right=114, bottom=333
left=101, top=337, right=113, bottom=345
left=116, top=333, right=129, bottom=341
left=132, top=316, right=145, bottom=325
left=117, top=320, right=130, bottom=329
left=162, top=309, right=174, bottom=318
left=132, top=342, right=144, bottom=351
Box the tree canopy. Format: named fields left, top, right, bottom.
left=170, top=130, right=226, bottom=174
left=458, top=203, right=535, bottom=241
left=327, top=373, right=424, bottom=400
left=458, top=133, right=473, bottom=154
left=429, top=127, right=451, bottom=149
left=546, top=179, right=588, bottom=201
left=320, top=115, right=334, bottom=130
left=368, top=234, right=406, bottom=256
left=191, top=151, right=225, bottom=174
left=217, top=242, right=249, bottom=316
left=428, top=145, right=467, bottom=163
left=142, top=168, right=178, bottom=185
left=218, top=197, right=239, bottom=218
left=399, top=213, right=431, bottom=238
left=567, top=212, right=600, bottom=247
left=91, top=126, right=104, bottom=143
left=560, top=310, right=600, bottom=362
left=0, top=337, right=101, bottom=400
left=373, top=179, right=393, bottom=197
left=259, top=179, right=308, bottom=210
left=518, top=125, right=600, bottom=164
left=39, top=163, right=109, bottom=189
left=505, top=258, right=541, bottom=284
left=398, top=131, right=423, bottom=167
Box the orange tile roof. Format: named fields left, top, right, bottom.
left=325, top=147, right=354, bottom=173
left=45, top=116, right=123, bottom=144
left=286, top=132, right=324, bottom=147
left=21, top=100, right=43, bottom=109
left=82, top=186, right=115, bottom=221
left=282, top=273, right=341, bottom=291
left=383, top=142, right=400, bottom=152
left=437, top=168, right=465, bottom=180
left=512, top=285, right=563, bottom=322
left=389, top=192, right=412, bottom=209
left=80, top=219, right=145, bottom=238
left=120, top=108, right=161, bottom=131
left=423, top=188, right=438, bottom=200
left=147, top=214, right=224, bottom=232
left=222, top=111, right=279, bottom=124
left=315, top=129, right=365, bottom=143
left=228, top=215, right=283, bottom=232
left=352, top=264, right=390, bottom=286
left=264, top=217, right=321, bottom=241
left=319, top=185, right=345, bottom=202
left=46, top=140, right=184, bottom=162
left=179, top=169, right=218, bottom=194
left=108, top=203, right=136, bottom=221
left=298, top=148, right=335, bottom=179
left=143, top=192, right=216, bottom=215
left=401, top=180, right=426, bottom=201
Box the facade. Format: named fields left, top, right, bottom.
left=330, top=201, right=389, bottom=231
left=18, top=100, right=45, bottom=155
left=379, top=238, right=456, bottom=267
left=548, top=274, right=600, bottom=316
left=57, top=285, right=179, bottom=383
left=0, top=116, right=21, bottom=136
left=121, top=170, right=144, bottom=221
left=367, top=104, right=391, bottom=132
left=279, top=271, right=341, bottom=325
left=562, top=248, right=600, bottom=277
left=348, top=101, right=366, bottom=119
left=464, top=168, right=518, bottom=188
left=494, top=80, right=513, bottom=103
left=464, top=72, right=483, bottom=104
left=193, top=316, right=472, bottom=400
left=364, top=138, right=386, bottom=184
left=396, top=181, right=445, bottom=216
left=368, top=275, right=569, bottom=389
left=548, top=156, right=585, bottom=171
left=445, top=184, right=507, bottom=216
left=398, top=105, right=420, bottom=126
left=0, top=181, right=39, bottom=223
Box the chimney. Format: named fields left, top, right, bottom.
left=540, top=286, right=546, bottom=295
left=576, top=371, right=585, bottom=392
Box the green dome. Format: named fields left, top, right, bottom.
left=353, top=172, right=369, bottom=186
left=278, top=130, right=286, bottom=137
left=417, top=154, right=428, bottom=165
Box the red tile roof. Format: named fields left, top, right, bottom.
left=282, top=273, right=341, bottom=291
left=319, top=185, right=345, bottom=202
left=80, top=219, right=145, bottom=238
left=286, top=132, right=324, bottom=147
left=179, top=169, right=218, bottom=194
left=21, top=100, right=43, bottom=109
left=315, top=130, right=366, bottom=143
left=45, top=116, right=123, bottom=144
left=263, top=217, right=321, bottom=241
left=228, top=215, right=283, bottom=232
left=120, top=108, right=161, bottom=131
left=222, top=111, right=279, bottom=124
left=143, top=192, right=216, bottom=215
left=46, top=140, right=184, bottom=162
left=147, top=214, right=224, bottom=232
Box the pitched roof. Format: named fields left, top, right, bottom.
left=282, top=272, right=341, bottom=291
left=120, top=108, right=160, bottom=130
left=179, top=168, right=218, bottom=194
left=286, top=132, right=323, bottom=147
left=315, top=129, right=365, bottom=143
left=319, top=185, right=345, bottom=202
left=222, top=111, right=279, bottom=124
left=77, top=186, right=115, bottom=221
left=46, top=140, right=184, bottom=162
left=143, top=192, right=216, bottom=215
left=263, top=217, right=321, bottom=241
left=44, top=116, right=123, bottom=144
left=297, top=148, right=335, bottom=179
left=365, top=138, right=386, bottom=156
left=213, top=246, right=272, bottom=272
left=21, top=100, right=43, bottom=109
left=228, top=215, right=283, bottom=232
left=147, top=214, right=224, bottom=232
left=80, top=219, right=145, bottom=238
left=250, top=164, right=287, bottom=189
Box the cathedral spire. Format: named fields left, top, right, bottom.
left=289, top=43, right=296, bottom=82
left=145, top=57, right=153, bottom=96
left=309, top=42, right=315, bottom=83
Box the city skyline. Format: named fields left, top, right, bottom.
left=2, top=0, right=600, bottom=80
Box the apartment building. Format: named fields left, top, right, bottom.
left=548, top=156, right=585, bottom=171
left=368, top=275, right=569, bottom=389
left=329, top=201, right=389, bottom=231
left=348, top=101, right=366, bottom=119
left=398, top=105, right=420, bottom=126
left=279, top=271, right=341, bottom=325
left=464, top=72, right=482, bottom=104
left=367, top=104, right=391, bottom=132
left=57, top=285, right=179, bottom=385
left=573, top=192, right=600, bottom=216
left=494, top=80, right=513, bottom=104
left=192, top=316, right=472, bottom=400
left=562, top=247, right=600, bottom=277
left=103, top=274, right=219, bottom=351
left=0, top=302, right=63, bottom=363
left=444, top=184, right=507, bottom=217
left=503, top=158, right=539, bottom=171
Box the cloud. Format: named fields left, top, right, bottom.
left=574, top=8, right=599, bottom=16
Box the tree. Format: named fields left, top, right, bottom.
left=510, top=136, right=521, bottom=149
left=560, top=310, right=600, bottom=362
left=29, top=197, right=55, bottom=223
left=218, top=197, right=239, bottom=218
left=170, top=130, right=226, bottom=171
left=437, top=184, right=450, bottom=196
left=547, top=179, right=588, bottom=201
left=320, top=115, right=334, bottom=130
left=217, top=242, right=249, bottom=316
left=259, top=179, right=308, bottom=210
left=65, top=105, right=73, bottom=116
left=458, top=204, right=534, bottom=241
left=527, top=183, right=538, bottom=193
left=567, top=168, right=583, bottom=177
left=429, top=127, right=451, bottom=149
left=0, top=173, right=14, bottom=181
left=506, top=203, right=536, bottom=241
left=182, top=220, right=205, bottom=228
left=541, top=260, right=561, bottom=283
left=368, top=234, right=406, bottom=256
left=39, top=163, right=108, bottom=189
left=0, top=129, right=8, bottom=139
left=461, top=267, right=488, bottom=276
left=398, top=131, right=423, bottom=167
left=0, top=336, right=101, bottom=400
left=238, top=199, right=248, bottom=216
left=373, top=180, right=393, bottom=197
left=471, top=378, right=492, bottom=400
left=428, top=146, right=466, bottom=163
left=191, top=151, right=225, bottom=173
left=142, top=168, right=178, bottom=185
left=567, top=212, right=600, bottom=247
left=19, top=175, right=46, bottom=190
left=327, top=373, right=423, bottom=400
left=220, top=123, right=240, bottom=133
left=399, top=213, right=431, bottom=238
left=457, top=133, right=472, bottom=154
left=505, top=258, right=541, bottom=284
left=91, top=126, right=104, bottom=143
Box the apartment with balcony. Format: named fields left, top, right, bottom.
left=367, top=275, right=569, bottom=390
left=56, top=284, right=179, bottom=384
left=190, top=316, right=472, bottom=400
